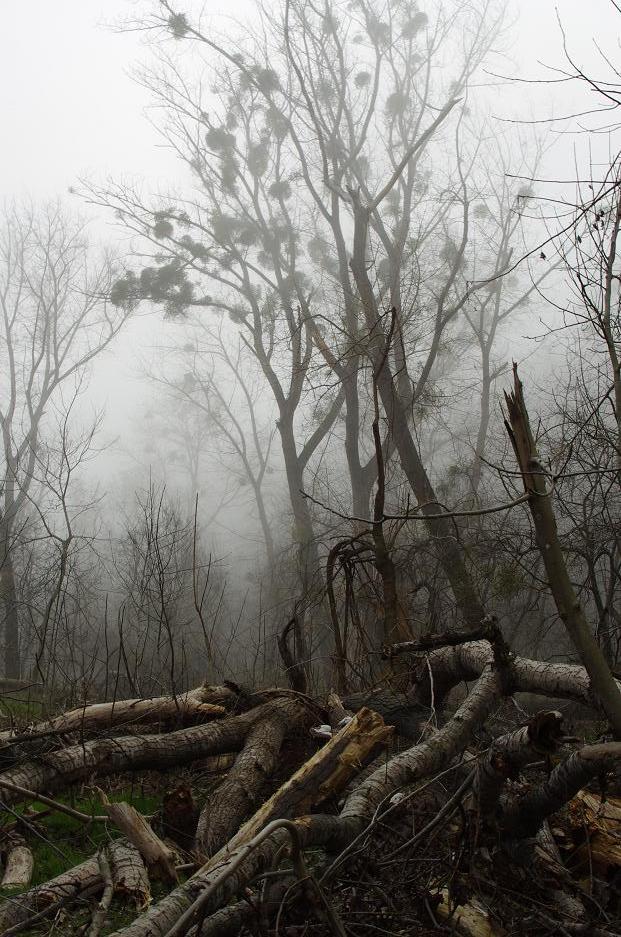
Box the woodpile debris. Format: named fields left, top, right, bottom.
left=0, top=638, right=621, bottom=935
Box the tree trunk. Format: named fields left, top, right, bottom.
left=0, top=517, right=20, bottom=679
left=349, top=200, right=486, bottom=632
left=505, top=364, right=621, bottom=738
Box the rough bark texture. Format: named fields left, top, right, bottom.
left=0, top=686, right=228, bottom=744
left=474, top=710, right=564, bottom=818
left=109, top=840, right=151, bottom=909
left=0, top=706, right=270, bottom=805
left=108, top=675, right=495, bottom=937
left=0, top=834, right=34, bottom=888
left=505, top=365, right=621, bottom=737
left=195, top=697, right=312, bottom=858
left=502, top=741, right=621, bottom=838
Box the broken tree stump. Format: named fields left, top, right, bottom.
left=98, top=789, right=178, bottom=882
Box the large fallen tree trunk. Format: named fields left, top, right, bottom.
left=0, top=685, right=237, bottom=745
left=108, top=668, right=502, bottom=937
left=0, top=699, right=313, bottom=806
left=195, top=697, right=316, bottom=857
left=384, top=638, right=621, bottom=713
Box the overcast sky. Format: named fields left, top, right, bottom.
left=1, top=1, right=619, bottom=212
left=0, top=0, right=618, bottom=519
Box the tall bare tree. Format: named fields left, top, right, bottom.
left=0, top=202, right=127, bottom=677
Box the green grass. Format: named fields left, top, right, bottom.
left=1, top=788, right=161, bottom=890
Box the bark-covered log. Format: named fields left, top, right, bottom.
left=0, top=686, right=229, bottom=745
left=474, top=710, right=564, bottom=818
left=99, top=791, right=178, bottom=882
left=0, top=839, right=152, bottom=933
left=383, top=638, right=621, bottom=713
left=109, top=670, right=498, bottom=937
left=0, top=704, right=279, bottom=806
left=0, top=834, right=33, bottom=888
left=503, top=741, right=621, bottom=838
left=110, top=840, right=151, bottom=909
left=195, top=697, right=313, bottom=858
left=0, top=855, right=101, bottom=932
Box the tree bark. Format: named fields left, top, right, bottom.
left=0, top=705, right=276, bottom=806
left=505, top=365, right=621, bottom=737
left=195, top=697, right=312, bottom=858
left=0, top=834, right=33, bottom=889
left=0, top=686, right=226, bottom=744
left=0, top=517, right=20, bottom=679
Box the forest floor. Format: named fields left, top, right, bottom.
left=1, top=655, right=621, bottom=936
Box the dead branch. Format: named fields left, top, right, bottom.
left=98, top=788, right=178, bottom=882
left=87, top=849, right=113, bottom=937
left=504, top=363, right=621, bottom=737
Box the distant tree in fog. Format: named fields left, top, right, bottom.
left=88, top=0, right=551, bottom=663
left=0, top=203, right=128, bottom=677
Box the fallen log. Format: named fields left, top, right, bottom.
left=474, top=710, right=564, bottom=818
left=0, top=839, right=152, bottom=933
left=0, top=834, right=34, bottom=888
left=0, top=855, right=101, bottom=933
left=383, top=638, right=621, bottom=714
left=195, top=697, right=314, bottom=858
left=108, top=669, right=499, bottom=937
left=0, top=703, right=284, bottom=806
left=0, top=685, right=230, bottom=745
left=98, top=789, right=178, bottom=882
left=110, top=840, right=151, bottom=909
left=502, top=741, right=621, bottom=838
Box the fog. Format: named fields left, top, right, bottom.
left=1, top=0, right=621, bottom=698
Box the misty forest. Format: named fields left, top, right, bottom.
left=3, top=0, right=621, bottom=934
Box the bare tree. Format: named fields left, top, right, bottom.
left=0, top=202, right=127, bottom=677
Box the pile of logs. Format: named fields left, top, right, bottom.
left=1, top=636, right=621, bottom=935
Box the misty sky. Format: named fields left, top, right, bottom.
left=1, top=0, right=618, bottom=542
left=1, top=1, right=618, bottom=209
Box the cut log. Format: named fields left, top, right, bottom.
left=0, top=703, right=278, bottom=806
left=98, top=789, right=178, bottom=882
left=109, top=840, right=151, bottom=909
left=195, top=697, right=314, bottom=858
left=0, top=834, right=34, bottom=888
